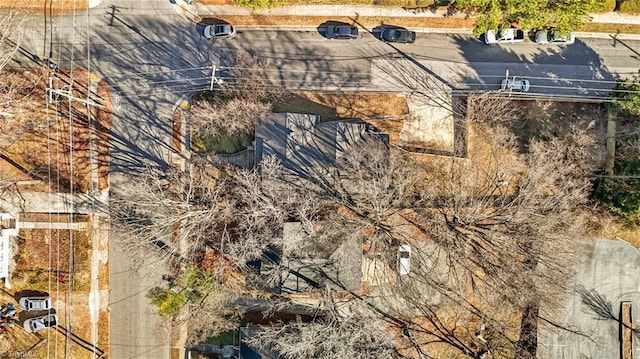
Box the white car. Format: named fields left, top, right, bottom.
left=23, top=313, right=58, bottom=333
left=535, top=29, right=575, bottom=45
left=484, top=28, right=525, bottom=44
left=19, top=296, right=52, bottom=311
left=501, top=78, right=530, bottom=92
left=204, top=24, right=236, bottom=39
left=398, top=244, right=412, bottom=276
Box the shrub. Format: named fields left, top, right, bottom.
left=594, top=159, right=640, bottom=225
left=234, top=0, right=286, bottom=10
left=619, top=0, right=640, bottom=13
left=597, top=0, right=617, bottom=11
left=609, top=76, right=640, bottom=115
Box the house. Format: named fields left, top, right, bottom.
left=254, top=113, right=388, bottom=177
left=257, top=222, right=363, bottom=294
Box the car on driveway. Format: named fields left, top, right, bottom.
left=398, top=244, right=412, bottom=276
left=204, top=24, right=236, bottom=39
left=326, top=24, right=358, bottom=39
left=19, top=296, right=52, bottom=312
left=501, top=77, right=530, bottom=92
left=380, top=27, right=416, bottom=43
left=535, top=28, right=575, bottom=45
left=23, top=313, right=58, bottom=333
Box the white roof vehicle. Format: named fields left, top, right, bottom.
left=535, top=29, right=575, bottom=45
left=19, top=296, right=52, bottom=311
left=484, top=28, right=525, bottom=44
left=501, top=78, right=530, bottom=92
left=398, top=244, right=412, bottom=276
left=204, top=24, right=236, bottom=39
left=23, top=313, right=58, bottom=333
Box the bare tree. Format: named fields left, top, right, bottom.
left=110, top=155, right=322, bottom=270
left=247, top=290, right=402, bottom=359
left=110, top=162, right=231, bottom=266
left=0, top=10, right=25, bottom=72
left=190, top=50, right=282, bottom=142
left=266, top=123, right=598, bottom=358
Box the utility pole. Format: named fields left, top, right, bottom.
left=209, top=63, right=217, bottom=91
left=209, top=63, right=223, bottom=91
left=46, top=86, right=105, bottom=108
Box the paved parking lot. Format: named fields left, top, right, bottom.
left=538, top=239, right=640, bottom=359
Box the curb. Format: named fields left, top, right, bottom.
left=234, top=25, right=640, bottom=39
left=234, top=25, right=473, bottom=34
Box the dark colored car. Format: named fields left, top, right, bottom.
left=326, top=25, right=358, bottom=39
left=381, top=27, right=416, bottom=43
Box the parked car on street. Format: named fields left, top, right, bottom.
left=203, top=24, right=236, bottom=39
left=501, top=77, right=531, bottom=92
left=485, top=28, right=525, bottom=44
left=380, top=26, right=416, bottom=43
left=535, top=28, right=575, bottom=45
left=19, top=296, right=52, bottom=312
left=23, top=313, right=58, bottom=333
left=398, top=244, right=412, bottom=276
left=326, top=24, right=358, bottom=39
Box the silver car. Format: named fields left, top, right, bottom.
left=203, top=24, right=236, bottom=39
left=535, top=29, right=575, bottom=45
left=501, top=78, right=531, bottom=92
left=23, top=313, right=58, bottom=333
left=19, top=296, right=52, bottom=311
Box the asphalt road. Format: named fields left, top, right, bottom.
left=8, top=2, right=640, bottom=358
left=218, top=30, right=640, bottom=98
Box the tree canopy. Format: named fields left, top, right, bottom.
left=453, top=0, right=605, bottom=35
left=610, top=76, right=640, bottom=115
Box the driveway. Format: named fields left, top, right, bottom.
left=538, top=239, right=640, bottom=359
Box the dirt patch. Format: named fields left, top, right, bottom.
left=0, top=0, right=87, bottom=14
left=516, top=101, right=605, bottom=144
left=302, top=92, right=408, bottom=118
left=0, top=69, right=111, bottom=193
left=208, top=14, right=474, bottom=28
left=367, top=119, right=404, bottom=143
left=273, top=92, right=409, bottom=121
left=13, top=227, right=92, bottom=292
left=581, top=22, right=640, bottom=34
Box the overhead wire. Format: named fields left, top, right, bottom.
left=64, top=1, right=77, bottom=357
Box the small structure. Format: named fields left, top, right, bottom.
left=0, top=213, right=16, bottom=289
left=254, top=113, right=387, bottom=177
left=257, top=222, right=362, bottom=294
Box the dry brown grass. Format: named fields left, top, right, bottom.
left=0, top=69, right=111, bottom=192
left=581, top=22, right=640, bottom=34
left=209, top=14, right=475, bottom=28
left=300, top=92, right=409, bottom=118
left=13, top=227, right=92, bottom=292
